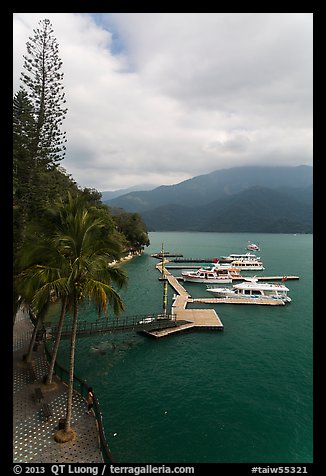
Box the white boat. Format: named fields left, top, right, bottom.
left=206, top=277, right=291, bottom=302
left=247, top=241, right=260, bottom=251
left=219, top=252, right=260, bottom=263
left=218, top=259, right=265, bottom=271
left=182, top=264, right=241, bottom=283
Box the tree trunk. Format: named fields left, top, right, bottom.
left=46, top=297, right=67, bottom=385
left=25, top=311, right=41, bottom=363
left=65, top=298, right=78, bottom=432
left=13, top=292, right=22, bottom=326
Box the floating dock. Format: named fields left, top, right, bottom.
left=232, top=275, right=299, bottom=281
left=171, top=258, right=216, bottom=263
left=190, top=297, right=285, bottom=306
left=146, top=263, right=224, bottom=338
left=151, top=252, right=184, bottom=259
left=160, top=275, right=299, bottom=282
left=164, top=266, right=299, bottom=281
left=144, top=310, right=224, bottom=338
left=150, top=257, right=296, bottom=337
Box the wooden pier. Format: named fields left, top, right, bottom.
left=171, top=258, right=216, bottom=263
left=151, top=252, right=184, bottom=259
left=232, top=275, right=299, bottom=281
left=143, top=310, right=223, bottom=338
left=164, top=265, right=299, bottom=282
left=48, top=314, right=180, bottom=337
left=151, top=255, right=297, bottom=337
left=161, top=274, right=299, bottom=282
left=190, top=297, right=285, bottom=306
left=149, top=262, right=223, bottom=338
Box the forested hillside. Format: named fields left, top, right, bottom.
left=105, top=166, right=313, bottom=233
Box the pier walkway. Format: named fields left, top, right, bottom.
left=13, top=307, right=103, bottom=463
left=164, top=265, right=299, bottom=281
left=151, top=256, right=295, bottom=336
left=190, top=297, right=285, bottom=306
left=48, top=314, right=179, bottom=338
left=148, top=262, right=224, bottom=338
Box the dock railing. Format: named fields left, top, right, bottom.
left=44, top=342, right=114, bottom=463
left=48, top=313, right=176, bottom=337
left=172, top=258, right=216, bottom=263
left=42, top=313, right=176, bottom=462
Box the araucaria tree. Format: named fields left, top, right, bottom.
left=21, top=18, right=67, bottom=169
left=14, top=18, right=69, bottom=276
left=13, top=90, right=37, bottom=253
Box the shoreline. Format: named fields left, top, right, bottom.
left=109, top=250, right=143, bottom=267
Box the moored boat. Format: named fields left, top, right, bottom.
left=247, top=241, right=260, bottom=251
left=206, top=277, right=291, bottom=302
left=182, top=264, right=241, bottom=283
left=218, top=259, right=265, bottom=271
left=219, top=252, right=260, bottom=263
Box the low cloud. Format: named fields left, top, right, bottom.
left=13, top=13, right=313, bottom=191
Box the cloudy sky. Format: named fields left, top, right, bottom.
left=13, top=13, right=313, bottom=192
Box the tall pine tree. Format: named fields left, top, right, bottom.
left=13, top=90, right=36, bottom=254
left=14, top=18, right=70, bottom=266
left=21, top=18, right=67, bottom=169
left=13, top=89, right=36, bottom=200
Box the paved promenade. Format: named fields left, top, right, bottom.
left=13, top=307, right=103, bottom=463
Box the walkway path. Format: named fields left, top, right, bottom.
left=146, top=262, right=223, bottom=338
left=13, top=307, right=103, bottom=463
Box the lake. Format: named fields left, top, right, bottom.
left=53, top=232, right=313, bottom=463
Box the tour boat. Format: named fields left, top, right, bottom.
left=182, top=265, right=241, bottom=283
left=206, top=277, right=291, bottom=302
left=218, top=259, right=265, bottom=271
left=247, top=241, right=260, bottom=251
left=219, top=252, right=260, bottom=263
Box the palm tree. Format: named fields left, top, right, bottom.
left=15, top=230, right=70, bottom=365
left=45, top=296, right=67, bottom=385
left=52, top=203, right=127, bottom=439
left=16, top=192, right=127, bottom=440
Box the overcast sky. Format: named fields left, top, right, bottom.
left=13, top=13, right=313, bottom=191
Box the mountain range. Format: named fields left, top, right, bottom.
left=100, top=183, right=155, bottom=201
left=104, top=165, right=313, bottom=233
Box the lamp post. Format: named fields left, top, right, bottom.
left=161, top=243, right=168, bottom=317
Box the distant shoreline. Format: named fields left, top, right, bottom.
left=109, top=250, right=143, bottom=268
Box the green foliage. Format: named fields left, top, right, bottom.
left=13, top=17, right=150, bottom=298
left=13, top=17, right=150, bottom=434
left=13, top=90, right=36, bottom=255
left=13, top=90, right=36, bottom=192
left=141, top=186, right=313, bottom=233
left=21, top=18, right=67, bottom=167
left=16, top=191, right=128, bottom=314
left=14, top=18, right=69, bottom=258
left=111, top=209, right=150, bottom=250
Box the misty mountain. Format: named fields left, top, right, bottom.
left=100, top=183, right=156, bottom=201
left=140, top=186, right=312, bottom=233
left=105, top=165, right=312, bottom=213
left=104, top=165, right=313, bottom=233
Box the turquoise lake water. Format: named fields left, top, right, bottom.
left=53, top=232, right=313, bottom=463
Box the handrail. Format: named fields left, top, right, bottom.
left=48, top=313, right=176, bottom=337
left=40, top=312, right=175, bottom=462
left=44, top=342, right=114, bottom=463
